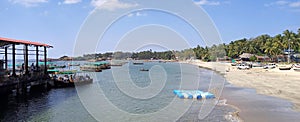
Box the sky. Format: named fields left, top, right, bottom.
left=0, top=0, right=300, bottom=58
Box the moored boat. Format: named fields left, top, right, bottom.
left=133, top=62, right=144, bottom=65
left=294, top=68, right=300, bottom=72
left=294, top=64, right=300, bottom=68
left=73, top=75, right=93, bottom=85
left=278, top=65, right=292, bottom=70
left=49, top=70, right=93, bottom=87
left=140, top=68, right=149, bottom=71
left=80, top=65, right=102, bottom=72
left=48, top=65, right=66, bottom=69
left=68, top=63, right=80, bottom=66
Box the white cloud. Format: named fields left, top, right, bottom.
left=9, top=0, right=48, bottom=7
left=194, top=0, right=220, bottom=6
left=289, top=1, right=300, bottom=7
left=127, top=13, right=134, bottom=17
left=127, top=12, right=147, bottom=17
left=265, top=0, right=300, bottom=8
left=91, top=0, right=138, bottom=11
left=63, top=0, right=81, bottom=4
left=136, top=12, right=147, bottom=17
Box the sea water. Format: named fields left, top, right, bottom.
left=1, top=61, right=299, bottom=121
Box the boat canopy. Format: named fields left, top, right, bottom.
left=88, top=61, right=109, bottom=66
left=38, top=62, right=53, bottom=65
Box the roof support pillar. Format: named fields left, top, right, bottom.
left=44, top=46, right=47, bottom=74
left=36, top=46, right=39, bottom=71
left=24, top=44, right=29, bottom=75
left=5, top=46, right=8, bottom=70
left=12, top=44, right=16, bottom=77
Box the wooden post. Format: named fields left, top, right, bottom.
left=24, top=45, right=29, bottom=75
left=4, top=47, right=8, bottom=70
left=12, top=44, right=16, bottom=76
left=36, top=46, right=39, bottom=71
left=44, top=46, right=47, bottom=74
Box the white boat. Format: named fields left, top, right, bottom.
left=294, top=68, right=300, bottom=72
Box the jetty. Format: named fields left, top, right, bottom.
left=0, top=37, right=52, bottom=96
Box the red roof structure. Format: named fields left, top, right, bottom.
left=0, top=37, right=52, bottom=48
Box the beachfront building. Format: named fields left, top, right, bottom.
left=239, top=53, right=254, bottom=61
left=0, top=37, right=52, bottom=95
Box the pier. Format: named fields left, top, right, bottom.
left=0, top=37, right=52, bottom=96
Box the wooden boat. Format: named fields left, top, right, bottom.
left=110, top=64, right=123, bottom=66
left=68, top=63, right=80, bottom=66
left=279, top=67, right=292, bottom=70
left=48, top=65, right=66, bottom=69
left=80, top=62, right=110, bottom=72
left=294, top=68, right=300, bottom=72
left=73, top=76, right=93, bottom=85
left=133, top=62, right=144, bottom=65
left=50, top=70, right=93, bottom=87
left=294, top=64, right=300, bottom=68
left=80, top=65, right=102, bottom=72
left=278, top=65, right=292, bottom=70
left=140, top=68, right=149, bottom=71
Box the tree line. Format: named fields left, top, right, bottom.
left=71, top=28, right=300, bottom=61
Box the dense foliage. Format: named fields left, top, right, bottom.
left=72, top=28, right=300, bottom=61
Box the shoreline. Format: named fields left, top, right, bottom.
left=183, top=60, right=300, bottom=111
left=180, top=60, right=300, bottom=121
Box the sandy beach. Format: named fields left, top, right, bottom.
left=186, top=60, right=300, bottom=111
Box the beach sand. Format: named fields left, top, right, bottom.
left=186, top=60, right=300, bottom=111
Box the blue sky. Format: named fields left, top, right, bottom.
left=0, top=0, right=300, bottom=58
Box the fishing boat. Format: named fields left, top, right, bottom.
left=133, top=62, right=144, bottom=65
left=73, top=74, right=93, bottom=85
left=49, top=70, right=93, bottom=87
left=80, top=65, right=102, bottom=72
left=140, top=68, right=149, bottom=71
left=68, top=63, right=80, bottom=66
left=278, top=65, right=292, bottom=70
left=294, top=64, right=300, bottom=68
left=80, top=62, right=110, bottom=72
left=110, top=64, right=123, bottom=66
left=48, top=65, right=66, bottom=69
left=294, top=68, right=300, bottom=72
left=50, top=71, right=76, bottom=88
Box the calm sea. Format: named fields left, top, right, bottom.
left=2, top=61, right=299, bottom=122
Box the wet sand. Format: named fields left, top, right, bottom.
left=183, top=60, right=300, bottom=121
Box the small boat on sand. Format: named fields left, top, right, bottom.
left=294, top=64, right=300, bottom=68
left=294, top=68, right=300, bottom=72
left=278, top=65, right=292, bottom=70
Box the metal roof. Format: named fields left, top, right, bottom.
left=0, top=37, right=52, bottom=48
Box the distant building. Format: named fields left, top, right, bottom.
left=256, top=55, right=271, bottom=62
left=239, top=53, right=254, bottom=61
